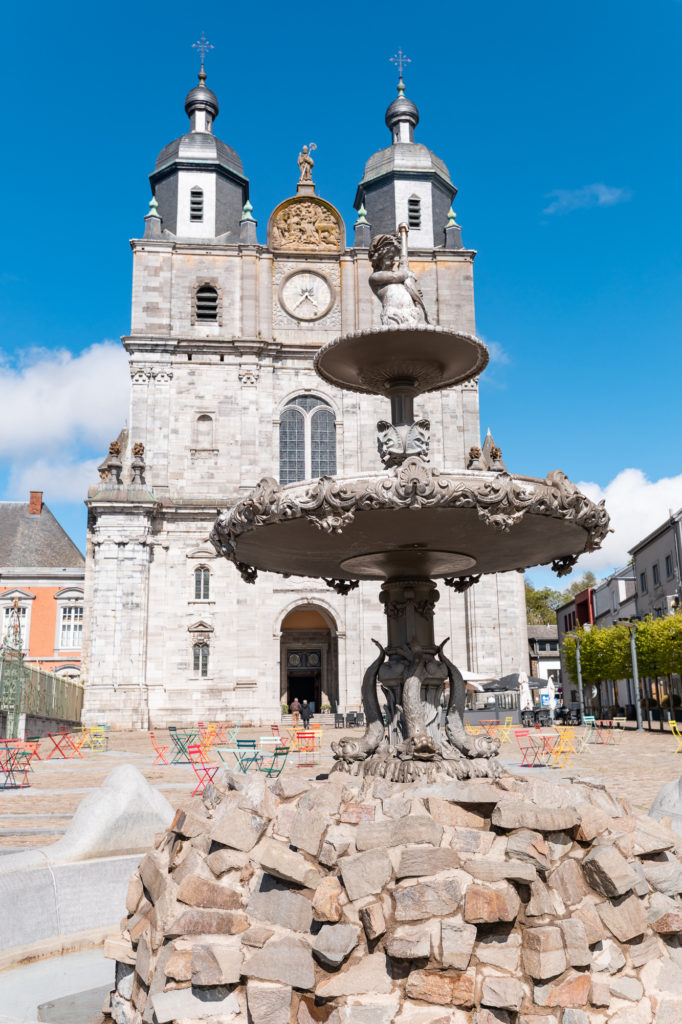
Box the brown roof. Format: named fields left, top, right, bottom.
left=0, top=502, right=84, bottom=568
left=527, top=624, right=558, bottom=640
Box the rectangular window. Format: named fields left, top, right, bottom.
left=3, top=605, right=27, bottom=648
left=640, top=571, right=648, bottom=593
left=653, top=563, right=660, bottom=586
left=59, top=606, right=83, bottom=649
left=193, top=644, right=209, bottom=677
left=666, top=554, right=674, bottom=578
left=549, top=641, right=558, bottom=651
left=538, top=641, right=547, bottom=651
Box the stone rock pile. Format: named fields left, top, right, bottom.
left=104, top=768, right=682, bottom=1024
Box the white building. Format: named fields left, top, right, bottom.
left=81, top=71, right=527, bottom=729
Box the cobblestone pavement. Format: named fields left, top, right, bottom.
left=0, top=723, right=680, bottom=850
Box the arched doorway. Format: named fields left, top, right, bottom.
left=280, top=607, right=338, bottom=713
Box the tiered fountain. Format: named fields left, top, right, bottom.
left=211, top=225, right=610, bottom=782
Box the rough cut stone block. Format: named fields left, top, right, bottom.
left=312, top=876, right=343, bottom=922
left=211, top=805, right=267, bottom=851
left=170, top=807, right=206, bottom=839
left=355, top=816, right=443, bottom=851
left=463, top=883, right=520, bottom=924
left=651, top=908, right=682, bottom=934
left=505, top=829, right=550, bottom=871
left=191, top=943, right=242, bottom=985
left=340, top=849, right=393, bottom=901
left=394, top=877, right=462, bottom=921
left=360, top=901, right=386, bottom=940
left=385, top=923, right=432, bottom=959
left=522, top=926, right=567, bottom=980
left=592, top=939, right=626, bottom=973
left=289, top=806, right=328, bottom=857
left=481, top=976, right=524, bottom=1010
left=312, top=923, right=359, bottom=966
left=166, top=907, right=248, bottom=937
left=561, top=1012, right=590, bottom=1024
left=104, top=935, right=136, bottom=965
left=628, top=932, right=662, bottom=967
left=126, top=873, right=144, bottom=915
left=610, top=975, right=644, bottom=1001
left=491, top=801, right=579, bottom=833
left=406, top=968, right=475, bottom=1007
left=632, top=815, right=676, bottom=856
left=242, top=924, right=275, bottom=948
left=247, top=980, right=292, bottom=1024
left=269, top=777, right=311, bottom=800
left=574, top=900, right=604, bottom=945
left=247, top=879, right=313, bottom=932
left=548, top=858, right=589, bottom=905
left=207, top=848, right=249, bottom=877
left=316, top=953, right=394, bottom=997
left=527, top=878, right=560, bottom=917
left=533, top=971, right=591, bottom=1008
left=477, top=1011, right=512, bottom=1024
left=589, top=976, right=611, bottom=1006
left=417, top=781, right=501, bottom=805
left=136, top=933, right=153, bottom=985
left=474, top=930, right=521, bottom=971
left=340, top=802, right=376, bottom=824
left=426, top=796, right=489, bottom=831
left=597, top=892, right=647, bottom=942
left=139, top=851, right=167, bottom=905
left=165, top=949, right=192, bottom=981
left=253, top=838, right=322, bottom=888
left=466, top=856, right=536, bottom=884
left=176, top=873, right=241, bottom=910
left=244, top=936, right=315, bottom=989
left=151, top=986, right=239, bottom=1023
left=575, top=805, right=612, bottom=842
left=450, top=828, right=496, bottom=854
left=641, top=852, right=682, bottom=896
left=582, top=845, right=637, bottom=898
left=396, top=847, right=461, bottom=878
left=441, top=918, right=477, bottom=970
left=383, top=796, right=412, bottom=819
left=558, top=918, right=591, bottom=967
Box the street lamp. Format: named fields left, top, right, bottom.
left=618, top=617, right=643, bottom=732
left=569, top=633, right=586, bottom=724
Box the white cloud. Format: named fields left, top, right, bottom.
left=7, top=457, right=101, bottom=503
left=485, top=340, right=510, bottom=366
left=0, top=342, right=128, bottom=457
left=572, top=468, right=682, bottom=577
left=543, top=183, right=633, bottom=216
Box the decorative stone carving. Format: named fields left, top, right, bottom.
left=467, top=446, right=484, bottom=470
left=368, top=224, right=429, bottom=326
left=377, top=418, right=430, bottom=467
left=130, top=366, right=174, bottom=384
left=131, top=443, right=146, bottom=486
left=551, top=554, right=579, bottom=577
left=269, top=197, right=343, bottom=253
left=239, top=364, right=259, bottom=386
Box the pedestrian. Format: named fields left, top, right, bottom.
left=300, top=699, right=313, bottom=728
left=289, top=696, right=301, bottom=729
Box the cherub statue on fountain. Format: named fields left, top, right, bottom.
left=368, top=223, right=430, bottom=326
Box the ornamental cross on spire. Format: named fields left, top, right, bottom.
left=390, top=47, right=411, bottom=87
left=192, top=33, right=214, bottom=76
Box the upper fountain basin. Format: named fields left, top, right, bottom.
left=313, top=325, right=489, bottom=397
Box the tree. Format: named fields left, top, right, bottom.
left=562, top=613, right=682, bottom=685
left=525, top=581, right=565, bottom=625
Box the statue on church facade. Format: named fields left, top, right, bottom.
left=297, top=143, right=316, bottom=183
left=368, top=223, right=430, bottom=326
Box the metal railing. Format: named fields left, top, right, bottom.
left=0, top=654, right=84, bottom=737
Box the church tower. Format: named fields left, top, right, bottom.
left=81, top=56, right=527, bottom=730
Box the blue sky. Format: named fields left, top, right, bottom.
left=1, top=0, right=681, bottom=584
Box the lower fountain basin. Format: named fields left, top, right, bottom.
left=211, top=460, right=609, bottom=583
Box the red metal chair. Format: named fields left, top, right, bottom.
left=515, top=729, right=541, bottom=768
left=150, top=731, right=170, bottom=766
left=187, top=744, right=219, bottom=796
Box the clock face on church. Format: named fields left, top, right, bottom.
left=279, top=270, right=335, bottom=322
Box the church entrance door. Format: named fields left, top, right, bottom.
left=280, top=607, right=337, bottom=713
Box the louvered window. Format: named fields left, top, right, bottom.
left=279, top=395, right=336, bottom=484
left=195, top=284, right=218, bottom=322
left=408, top=197, right=421, bottom=229
left=190, top=188, right=204, bottom=222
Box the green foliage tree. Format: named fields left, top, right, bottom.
left=562, top=613, right=682, bottom=685
left=525, top=571, right=600, bottom=625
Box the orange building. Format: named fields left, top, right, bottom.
left=0, top=491, right=85, bottom=677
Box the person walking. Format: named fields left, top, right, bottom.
left=289, top=697, right=301, bottom=729
left=300, top=699, right=313, bottom=728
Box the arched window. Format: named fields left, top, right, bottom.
left=408, top=196, right=421, bottom=229
left=279, top=395, right=336, bottom=484
left=193, top=642, right=209, bottom=677
left=195, top=284, right=218, bottom=322
left=196, top=414, right=214, bottom=448
left=190, top=188, right=204, bottom=222
left=194, top=566, right=210, bottom=600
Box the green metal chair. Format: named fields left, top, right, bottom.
left=257, top=745, right=289, bottom=778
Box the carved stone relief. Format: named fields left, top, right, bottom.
left=269, top=197, right=343, bottom=253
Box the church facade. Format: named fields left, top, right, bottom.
left=81, top=69, right=527, bottom=729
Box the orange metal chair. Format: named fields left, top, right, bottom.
left=296, top=731, right=319, bottom=767
left=150, top=731, right=170, bottom=766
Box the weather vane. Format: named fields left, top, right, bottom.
left=390, top=47, right=411, bottom=87
left=192, top=33, right=214, bottom=76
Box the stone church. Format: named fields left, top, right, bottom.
left=81, top=67, right=527, bottom=729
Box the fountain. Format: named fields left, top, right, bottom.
left=211, top=223, right=610, bottom=783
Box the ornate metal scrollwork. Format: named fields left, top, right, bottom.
left=444, top=574, right=481, bottom=593
left=323, top=578, right=359, bottom=596
left=551, top=554, right=579, bottom=578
